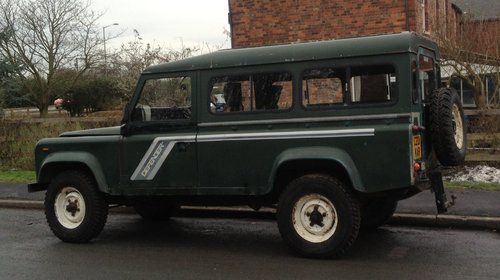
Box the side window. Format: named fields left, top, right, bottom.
left=350, top=65, right=396, bottom=103
left=419, top=55, right=435, bottom=101
left=209, top=72, right=292, bottom=113
left=131, top=76, right=191, bottom=122
left=412, top=60, right=419, bottom=103
left=302, top=68, right=345, bottom=108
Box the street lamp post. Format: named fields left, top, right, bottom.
left=103, top=23, right=119, bottom=76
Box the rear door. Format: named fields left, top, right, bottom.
left=416, top=48, right=438, bottom=161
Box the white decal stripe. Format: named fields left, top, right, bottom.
left=198, top=113, right=411, bottom=127
left=145, top=141, right=177, bottom=180
left=130, top=128, right=374, bottom=181
left=130, top=136, right=196, bottom=181
left=197, top=128, right=374, bottom=142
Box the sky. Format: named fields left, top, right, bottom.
left=92, top=0, right=231, bottom=51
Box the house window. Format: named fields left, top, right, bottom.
left=486, top=75, right=498, bottom=106
left=449, top=75, right=498, bottom=108
left=423, top=0, right=429, bottom=32
left=450, top=77, right=475, bottom=108
left=445, top=0, right=449, bottom=37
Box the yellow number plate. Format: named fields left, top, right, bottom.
left=413, top=135, right=422, bottom=160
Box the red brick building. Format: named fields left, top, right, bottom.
left=228, top=0, right=465, bottom=48
left=228, top=0, right=499, bottom=108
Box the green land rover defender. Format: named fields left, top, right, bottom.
left=29, top=32, right=466, bottom=258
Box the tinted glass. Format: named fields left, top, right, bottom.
left=210, top=72, right=292, bottom=113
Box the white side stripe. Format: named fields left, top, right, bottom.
left=197, top=128, right=374, bottom=142
left=130, top=128, right=375, bottom=181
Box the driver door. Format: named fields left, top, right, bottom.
left=121, top=73, right=198, bottom=195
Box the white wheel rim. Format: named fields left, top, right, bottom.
left=452, top=104, right=464, bottom=150
left=292, top=194, right=338, bottom=243
left=54, top=187, right=86, bottom=229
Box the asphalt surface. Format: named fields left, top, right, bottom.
left=0, top=208, right=499, bottom=280
left=2, top=182, right=500, bottom=217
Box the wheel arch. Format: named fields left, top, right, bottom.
left=38, top=152, right=109, bottom=193
left=268, top=147, right=365, bottom=202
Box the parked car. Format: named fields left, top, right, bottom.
left=29, top=32, right=466, bottom=258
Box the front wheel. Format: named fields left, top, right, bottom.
left=277, top=174, right=361, bottom=258
left=44, top=170, right=108, bottom=243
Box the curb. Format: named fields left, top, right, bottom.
left=1, top=199, right=498, bottom=230
left=389, top=213, right=500, bottom=230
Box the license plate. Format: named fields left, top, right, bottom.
left=413, top=135, right=422, bottom=160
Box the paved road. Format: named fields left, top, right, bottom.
left=0, top=209, right=499, bottom=280
left=3, top=182, right=500, bottom=217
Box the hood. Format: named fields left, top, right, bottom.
left=60, top=126, right=122, bottom=137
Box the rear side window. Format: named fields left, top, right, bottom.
left=209, top=72, right=292, bottom=113
left=302, top=68, right=345, bottom=108
left=350, top=65, right=397, bottom=103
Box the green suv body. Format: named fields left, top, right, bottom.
left=29, top=32, right=466, bottom=258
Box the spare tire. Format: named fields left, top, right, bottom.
left=429, top=87, right=467, bottom=166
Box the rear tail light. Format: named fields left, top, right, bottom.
left=414, top=162, right=421, bottom=173
left=412, top=125, right=425, bottom=134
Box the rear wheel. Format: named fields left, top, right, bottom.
left=45, top=170, right=108, bottom=243
left=429, top=87, right=467, bottom=166
left=277, top=174, right=360, bottom=258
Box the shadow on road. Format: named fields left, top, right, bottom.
left=57, top=215, right=422, bottom=261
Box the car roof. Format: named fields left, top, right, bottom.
left=144, top=32, right=439, bottom=74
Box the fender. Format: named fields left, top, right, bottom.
left=269, top=146, right=365, bottom=192
left=39, top=151, right=109, bottom=193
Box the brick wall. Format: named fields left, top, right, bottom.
left=229, top=0, right=463, bottom=48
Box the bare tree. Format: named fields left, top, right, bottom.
left=436, top=14, right=499, bottom=109
left=107, top=33, right=201, bottom=99
left=0, top=0, right=103, bottom=116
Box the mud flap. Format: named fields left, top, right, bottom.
left=429, top=170, right=456, bottom=213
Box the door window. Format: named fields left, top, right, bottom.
left=132, top=76, right=191, bottom=122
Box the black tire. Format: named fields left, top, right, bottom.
left=360, top=199, right=397, bottom=230
left=134, top=200, right=179, bottom=221
left=44, top=170, right=108, bottom=243
left=277, top=174, right=361, bottom=259
left=429, top=87, right=467, bottom=166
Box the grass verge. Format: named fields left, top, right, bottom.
left=445, top=181, right=500, bottom=191
left=0, top=170, right=36, bottom=183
